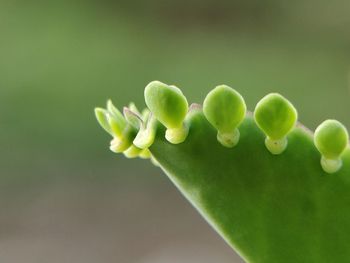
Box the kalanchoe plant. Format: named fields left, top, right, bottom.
left=95, top=81, right=350, bottom=263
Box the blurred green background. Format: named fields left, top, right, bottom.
left=1, top=0, right=350, bottom=262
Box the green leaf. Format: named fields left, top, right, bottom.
left=95, top=82, right=350, bottom=263
left=149, top=110, right=350, bottom=263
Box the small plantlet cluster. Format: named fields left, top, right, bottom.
left=95, top=100, right=153, bottom=160
left=95, top=80, right=349, bottom=174
left=95, top=81, right=350, bottom=263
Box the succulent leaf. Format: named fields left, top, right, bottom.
left=94, top=108, right=113, bottom=135
left=150, top=111, right=350, bottom=263
left=95, top=81, right=350, bottom=263
left=314, top=120, right=349, bottom=159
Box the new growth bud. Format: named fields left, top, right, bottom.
left=314, top=120, right=349, bottom=174
left=95, top=100, right=138, bottom=153
left=254, top=93, right=297, bottom=154
left=203, top=85, right=246, bottom=148
left=106, top=100, right=127, bottom=138
left=144, top=81, right=189, bottom=144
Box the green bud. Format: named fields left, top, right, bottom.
left=315, top=120, right=349, bottom=159
left=254, top=93, right=298, bottom=154
left=109, top=125, right=135, bottom=153
left=144, top=80, right=189, bottom=144
left=314, top=119, right=349, bottom=174
left=203, top=85, right=246, bottom=148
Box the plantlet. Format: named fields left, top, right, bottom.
left=95, top=81, right=350, bottom=263
left=254, top=93, right=297, bottom=154
left=144, top=81, right=189, bottom=144
left=203, top=85, right=246, bottom=147
left=314, top=120, right=349, bottom=174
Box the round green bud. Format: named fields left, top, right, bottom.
left=254, top=93, right=298, bottom=154
left=144, top=81, right=189, bottom=144
left=203, top=85, right=246, bottom=148
left=314, top=120, right=349, bottom=174
left=315, top=120, right=349, bottom=159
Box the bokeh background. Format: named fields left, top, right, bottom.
left=1, top=0, right=350, bottom=262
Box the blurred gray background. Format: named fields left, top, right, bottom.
left=1, top=0, right=350, bottom=262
